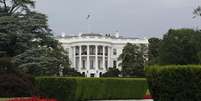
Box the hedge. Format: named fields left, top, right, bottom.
left=36, top=77, right=148, bottom=101
left=145, top=65, right=201, bottom=101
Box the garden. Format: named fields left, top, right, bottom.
left=1, top=0, right=201, bottom=101
left=2, top=65, right=201, bottom=101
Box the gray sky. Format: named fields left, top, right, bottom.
left=35, top=0, right=201, bottom=38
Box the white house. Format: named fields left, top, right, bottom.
left=58, top=32, right=148, bottom=77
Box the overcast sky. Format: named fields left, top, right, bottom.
left=35, top=0, right=201, bottom=38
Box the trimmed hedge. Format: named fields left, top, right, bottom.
left=145, top=65, right=201, bottom=101
left=36, top=77, right=148, bottom=101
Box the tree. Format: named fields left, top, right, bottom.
left=0, top=0, right=35, bottom=15
left=198, top=52, right=201, bottom=64
left=159, top=29, right=201, bottom=65
left=14, top=47, right=70, bottom=76
left=148, top=37, right=161, bottom=65
left=0, top=0, right=70, bottom=75
left=118, top=43, right=147, bottom=77
left=101, top=68, right=120, bottom=77
left=193, top=6, right=201, bottom=18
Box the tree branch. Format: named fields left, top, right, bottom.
left=9, top=0, right=20, bottom=14
left=11, top=6, right=20, bottom=14
left=9, top=4, right=17, bottom=13
left=3, top=0, right=7, bottom=11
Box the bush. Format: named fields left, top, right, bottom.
left=145, top=65, right=201, bottom=101
left=0, top=73, right=38, bottom=97
left=101, top=68, right=120, bottom=77
left=36, top=77, right=76, bottom=101
left=63, top=68, right=84, bottom=77
left=36, top=77, right=148, bottom=101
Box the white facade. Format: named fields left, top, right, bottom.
left=58, top=32, right=148, bottom=77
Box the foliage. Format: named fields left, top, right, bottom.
left=101, top=68, right=120, bottom=77
left=118, top=43, right=148, bottom=77
left=198, top=51, right=201, bottom=64
left=36, top=77, right=148, bottom=101
left=148, top=37, right=161, bottom=65
left=0, top=0, right=70, bottom=75
left=159, top=29, right=201, bottom=65
left=14, top=47, right=70, bottom=76
left=0, top=56, right=16, bottom=73
left=0, top=72, right=38, bottom=97
left=193, top=6, right=201, bottom=17
left=36, top=77, right=77, bottom=101
left=63, top=68, right=84, bottom=77
left=0, top=56, right=38, bottom=97
left=145, top=65, right=201, bottom=101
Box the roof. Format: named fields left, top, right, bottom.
left=80, top=33, right=103, bottom=37
left=56, top=32, right=143, bottom=40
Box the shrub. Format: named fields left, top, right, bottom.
left=145, top=65, right=201, bottom=101
left=0, top=73, right=38, bottom=97
left=101, top=68, right=120, bottom=77
left=36, top=77, right=148, bottom=101
left=36, top=77, right=76, bottom=101
left=63, top=68, right=84, bottom=77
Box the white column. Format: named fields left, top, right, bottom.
left=95, top=45, right=98, bottom=70
left=108, top=47, right=111, bottom=68
left=102, top=45, right=105, bottom=70
left=87, top=45, right=90, bottom=70
left=79, top=45, right=82, bottom=70
left=73, top=46, right=76, bottom=69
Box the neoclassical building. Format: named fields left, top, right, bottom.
left=58, top=32, right=148, bottom=77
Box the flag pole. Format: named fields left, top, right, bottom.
left=87, top=19, right=90, bottom=33
left=86, top=11, right=92, bottom=33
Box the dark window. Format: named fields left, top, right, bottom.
left=105, top=46, right=108, bottom=56
left=75, top=46, right=79, bottom=55
left=99, top=72, right=102, bottom=77
left=90, top=59, right=94, bottom=69
left=98, top=46, right=103, bottom=55
left=113, top=60, right=117, bottom=68
left=89, top=45, right=95, bottom=55
left=82, top=60, right=86, bottom=69
left=113, top=49, right=117, bottom=55
left=82, top=72, right=85, bottom=76
left=90, top=73, right=95, bottom=77
left=76, top=57, right=79, bottom=69
left=81, top=46, right=87, bottom=55
left=105, top=60, right=108, bottom=69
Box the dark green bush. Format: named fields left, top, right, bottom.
left=36, top=77, right=148, bottom=101
left=145, top=65, right=201, bottom=101
left=36, top=77, right=76, bottom=101
left=101, top=68, right=120, bottom=77
left=63, top=68, right=84, bottom=77
left=0, top=73, right=38, bottom=97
